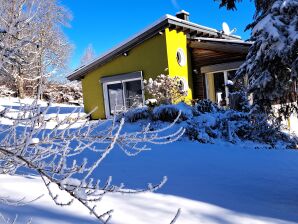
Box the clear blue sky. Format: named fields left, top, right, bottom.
left=62, top=0, right=255, bottom=70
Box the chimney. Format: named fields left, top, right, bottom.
left=176, top=10, right=190, bottom=21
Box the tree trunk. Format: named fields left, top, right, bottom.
left=16, top=76, right=25, bottom=99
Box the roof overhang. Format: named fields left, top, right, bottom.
left=67, top=15, right=243, bottom=81
left=190, top=38, right=253, bottom=69
left=189, top=37, right=252, bottom=54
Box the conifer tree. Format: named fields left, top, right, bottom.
left=216, top=0, right=298, bottom=118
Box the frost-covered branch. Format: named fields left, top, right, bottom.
left=0, top=0, right=72, bottom=98
left=0, top=102, right=184, bottom=223
left=170, top=208, right=181, bottom=224
left=0, top=213, right=32, bottom=224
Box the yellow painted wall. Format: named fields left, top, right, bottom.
left=206, top=73, right=216, bottom=102
left=82, top=28, right=195, bottom=119
left=82, top=34, right=168, bottom=119
left=165, top=28, right=193, bottom=102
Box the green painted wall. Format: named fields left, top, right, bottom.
left=82, top=34, right=168, bottom=119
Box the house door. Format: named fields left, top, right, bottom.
left=205, top=70, right=236, bottom=106
left=213, top=72, right=226, bottom=105
left=107, top=82, right=124, bottom=115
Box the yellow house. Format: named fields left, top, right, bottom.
left=68, top=11, right=251, bottom=119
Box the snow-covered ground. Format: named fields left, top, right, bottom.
left=1, top=98, right=298, bottom=224
left=1, top=141, right=298, bottom=224
left=0, top=97, right=80, bottom=108
left=0, top=97, right=85, bottom=128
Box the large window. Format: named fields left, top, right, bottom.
left=102, top=72, right=144, bottom=117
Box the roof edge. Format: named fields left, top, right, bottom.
left=67, top=14, right=243, bottom=81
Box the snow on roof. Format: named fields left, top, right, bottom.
left=195, top=37, right=253, bottom=45
left=67, top=14, right=242, bottom=81
left=176, top=10, right=190, bottom=15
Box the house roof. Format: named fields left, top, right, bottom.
left=67, top=14, right=244, bottom=81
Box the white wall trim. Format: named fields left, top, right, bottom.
left=223, top=71, right=229, bottom=105
left=201, top=61, right=244, bottom=74
left=205, top=73, right=210, bottom=100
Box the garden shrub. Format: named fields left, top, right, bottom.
left=152, top=103, right=192, bottom=122
left=124, top=100, right=298, bottom=148
left=193, top=99, right=220, bottom=115
left=124, top=107, right=150, bottom=122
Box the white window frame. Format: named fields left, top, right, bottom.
left=102, top=74, right=145, bottom=118
left=204, top=73, right=209, bottom=99
left=223, top=71, right=229, bottom=105
left=176, top=48, right=187, bottom=67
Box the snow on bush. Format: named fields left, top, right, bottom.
left=124, top=106, right=150, bottom=122
left=152, top=103, right=193, bottom=122
left=192, top=99, right=221, bottom=115
left=42, top=81, right=83, bottom=105
left=0, top=81, right=83, bottom=104
left=144, top=74, right=188, bottom=105
left=0, top=85, right=16, bottom=97
left=124, top=101, right=298, bottom=148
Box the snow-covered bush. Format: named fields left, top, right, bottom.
left=233, top=112, right=291, bottom=146
left=0, top=77, right=40, bottom=98
left=185, top=118, right=218, bottom=143
left=0, top=85, right=16, bottom=97
left=152, top=105, right=181, bottom=122
left=124, top=106, right=150, bottom=122
left=144, top=74, right=188, bottom=105
left=0, top=80, right=83, bottom=104
left=123, top=102, right=193, bottom=122
left=152, top=103, right=192, bottom=122
left=192, top=99, right=220, bottom=115
left=212, top=109, right=296, bottom=146
left=229, top=90, right=250, bottom=112
left=42, top=81, right=83, bottom=104
left=125, top=100, right=297, bottom=147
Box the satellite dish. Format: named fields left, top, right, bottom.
left=222, top=22, right=237, bottom=35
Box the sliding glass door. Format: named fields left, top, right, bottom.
left=103, top=76, right=144, bottom=117
left=107, top=83, right=124, bottom=115
left=213, top=72, right=225, bottom=105
left=205, top=69, right=238, bottom=107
